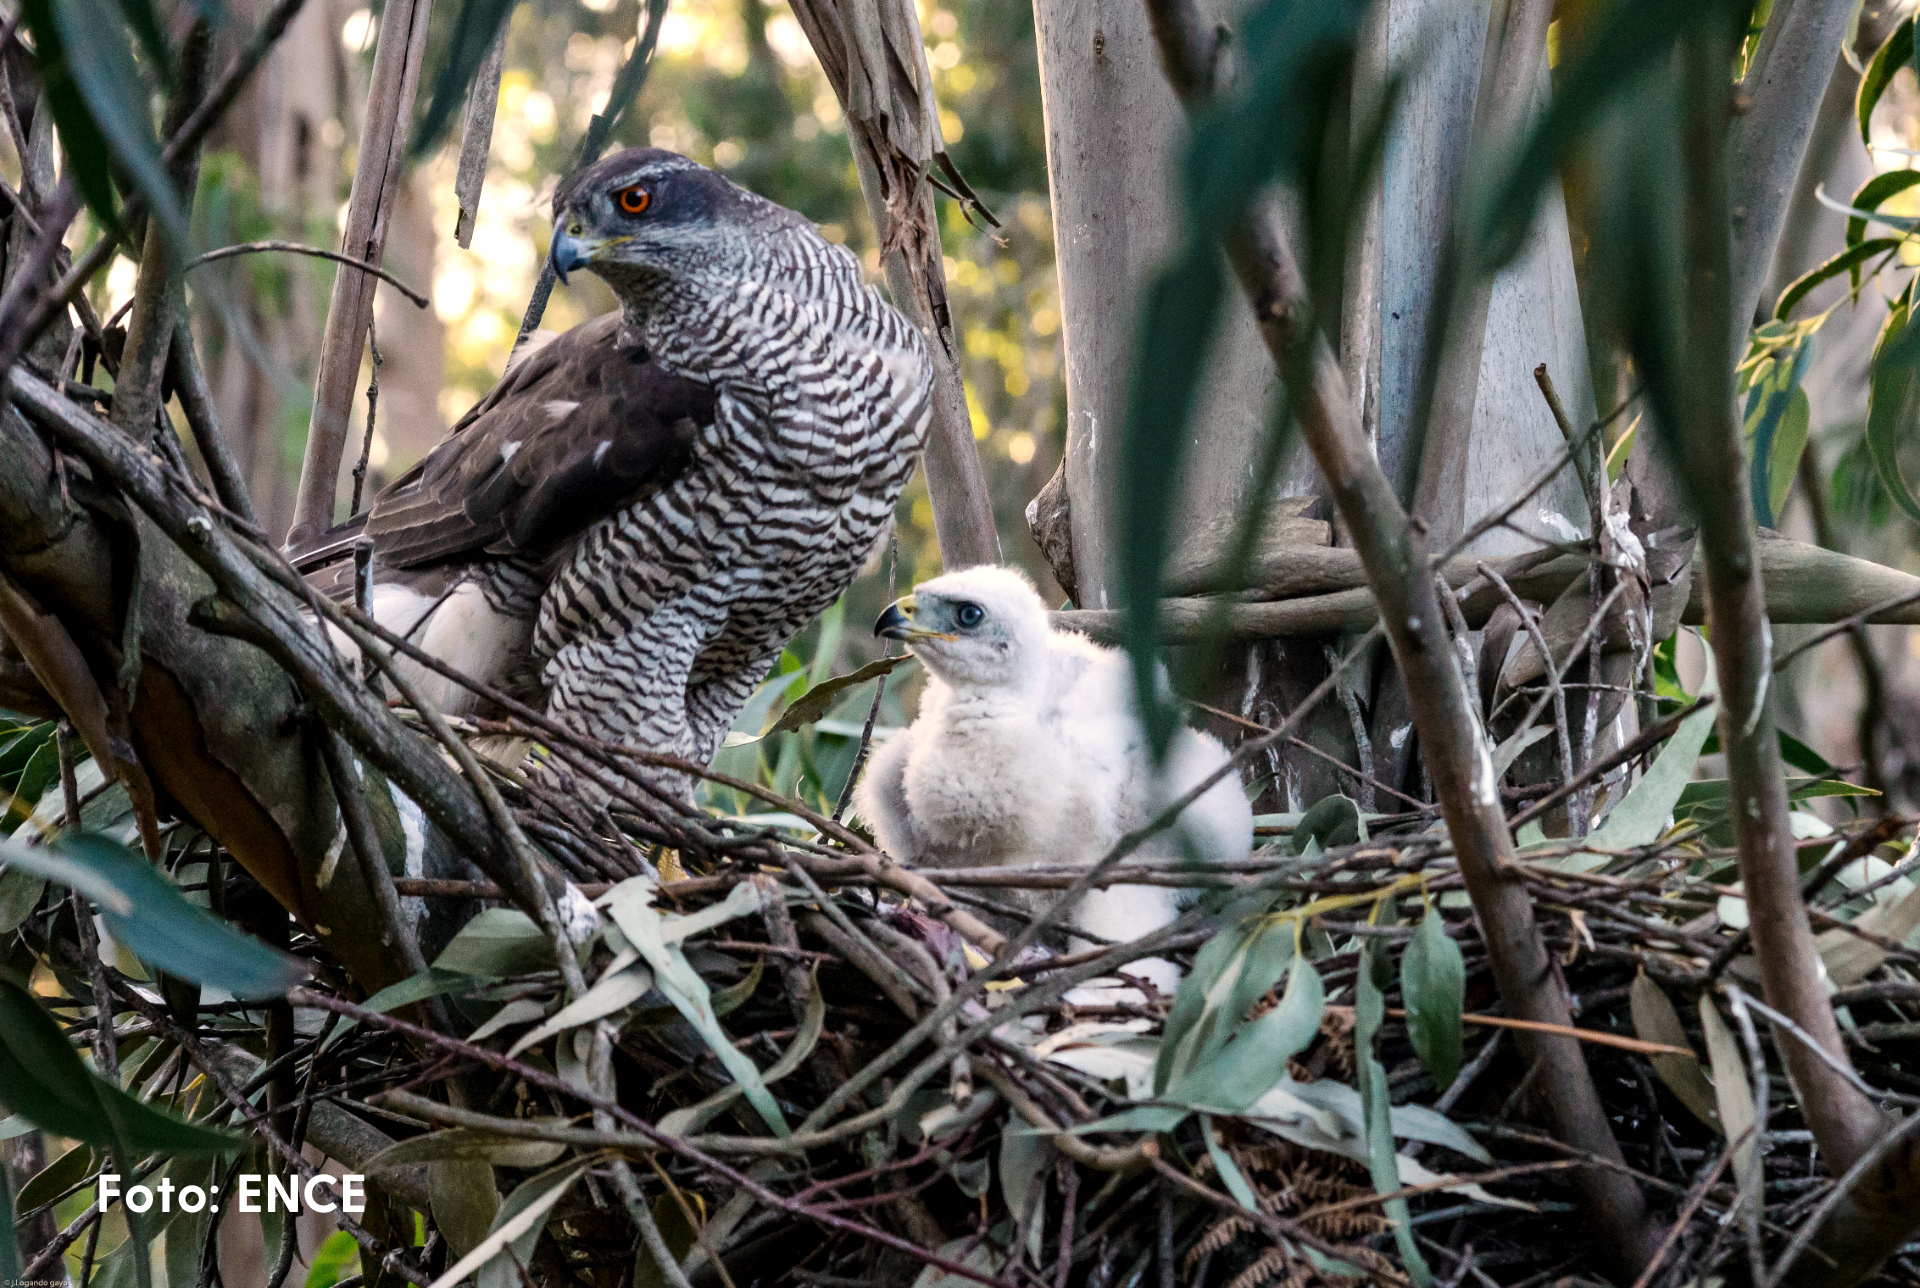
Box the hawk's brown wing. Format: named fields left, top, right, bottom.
left=364, top=312, right=717, bottom=569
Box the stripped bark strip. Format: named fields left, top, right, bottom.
left=289, top=0, right=434, bottom=547
left=453, top=25, right=508, bottom=249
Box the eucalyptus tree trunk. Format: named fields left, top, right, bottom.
left=1032, top=0, right=1353, bottom=809
left=1031, top=0, right=1592, bottom=810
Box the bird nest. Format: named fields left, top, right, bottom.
left=306, top=714, right=1920, bottom=1288
left=7, top=696, right=1920, bottom=1288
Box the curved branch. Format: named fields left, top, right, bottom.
left=187, top=241, right=430, bottom=309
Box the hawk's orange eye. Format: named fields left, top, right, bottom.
left=615, top=186, right=651, bottom=215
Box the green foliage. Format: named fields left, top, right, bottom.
left=19, top=0, right=191, bottom=248
left=16, top=1141, right=94, bottom=1211
left=1737, top=325, right=1813, bottom=527
left=603, top=878, right=789, bottom=1136
left=1775, top=238, right=1902, bottom=318
left=1356, top=921, right=1431, bottom=1285
left=1401, top=900, right=1465, bottom=1090
left=1289, top=794, right=1363, bottom=856
left=1629, top=971, right=1719, bottom=1130
left=434, top=907, right=559, bottom=976
left=451, top=1161, right=588, bottom=1288
left=1482, top=1, right=1750, bottom=529
left=304, top=1230, right=361, bottom=1288
left=1857, top=15, right=1914, bottom=146
left=1586, top=695, right=1719, bottom=850
left=0, top=833, right=307, bottom=998
left=1867, top=282, right=1920, bottom=524
left=0, top=978, right=238, bottom=1154
left=764, top=653, right=916, bottom=737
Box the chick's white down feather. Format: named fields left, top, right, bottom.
left=856, top=567, right=1252, bottom=999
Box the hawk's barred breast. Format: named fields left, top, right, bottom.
left=534, top=157, right=932, bottom=759
left=309, top=147, right=936, bottom=781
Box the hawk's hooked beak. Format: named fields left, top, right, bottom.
left=874, top=596, right=956, bottom=643
left=549, top=221, right=590, bottom=284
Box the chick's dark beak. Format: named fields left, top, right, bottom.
left=549, top=220, right=589, bottom=284
left=873, top=601, right=913, bottom=640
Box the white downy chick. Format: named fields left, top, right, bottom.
left=855, top=566, right=1252, bottom=1002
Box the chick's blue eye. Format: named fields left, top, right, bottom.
left=956, top=603, right=985, bottom=628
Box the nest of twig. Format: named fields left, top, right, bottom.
left=10, top=686, right=1920, bottom=1288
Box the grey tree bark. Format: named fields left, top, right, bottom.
left=197, top=0, right=350, bottom=540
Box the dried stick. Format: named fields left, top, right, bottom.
left=305, top=1010, right=1012, bottom=1288
left=188, top=242, right=430, bottom=308
left=166, top=316, right=257, bottom=524
left=1478, top=561, right=1574, bottom=801
left=1666, top=33, right=1903, bottom=1277
left=453, top=24, right=507, bottom=249
left=290, top=0, right=433, bottom=547
left=1140, top=1, right=1653, bottom=1271
left=515, top=0, right=668, bottom=346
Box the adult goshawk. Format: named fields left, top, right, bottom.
left=306, top=148, right=932, bottom=780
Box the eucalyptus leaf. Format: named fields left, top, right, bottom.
left=1629, top=971, right=1718, bottom=1131
left=710, top=955, right=762, bottom=1017
left=0, top=865, right=46, bottom=934
left=430, top=1158, right=500, bottom=1259
left=1775, top=237, right=1903, bottom=317
left=28, top=0, right=192, bottom=247
left=0, top=833, right=306, bottom=997
left=1155, top=919, right=1251, bottom=1095
left=17, top=1140, right=94, bottom=1212
left=659, top=963, right=824, bottom=1136
left=1742, top=337, right=1811, bottom=528
left=366, top=1128, right=566, bottom=1174
left=1401, top=903, right=1465, bottom=1089
left=1167, top=950, right=1323, bottom=1114
left=603, top=877, right=787, bottom=1136
left=1290, top=794, right=1362, bottom=856
left=1857, top=16, right=1915, bottom=145
left=466, top=997, right=549, bottom=1045
left=505, top=965, right=653, bottom=1058
left=764, top=655, right=915, bottom=736
left=1200, top=1114, right=1259, bottom=1212
left=998, top=1123, right=1046, bottom=1260
left=434, top=908, right=555, bottom=977
left=1357, top=932, right=1431, bottom=1285
left=1844, top=171, right=1920, bottom=256
left=162, top=1158, right=216, bottom=1288
left=1120, top=0, right=1370, bottom=753
left=1867, top=290, right=1920, bottom=525
left=1698, top=997, right=1757, bottom=1206
left=1586, top=686, right=1718, bottom=851
left=8, top=739, right=59, bottom=825
left=0, top=978, right=239, bottom=1154
left=437, top=1161, right=584, bottom=1288
left=323, top=968, right=490, bottom=1052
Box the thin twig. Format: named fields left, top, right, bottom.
left=189, top=241, right=430, bottom=309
